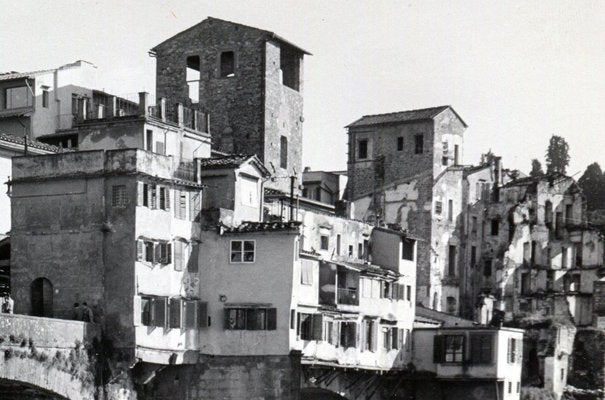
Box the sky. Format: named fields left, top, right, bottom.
left=1, top=0, right=604, bottom=176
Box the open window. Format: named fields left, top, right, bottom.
left=220, top=51, right=235, bottom=78
left=280, top=46, right=300, bottom=91
left=186, top=56, right=200, bottom=103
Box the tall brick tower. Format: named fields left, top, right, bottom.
left=151, top=17, right=309, bottom=193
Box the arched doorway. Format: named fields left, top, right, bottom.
left=30, top=278, right=53, bottom=317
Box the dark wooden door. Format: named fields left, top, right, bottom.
left=31, top=278, right=53, bottom=317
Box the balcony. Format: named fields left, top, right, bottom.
left=148, top=98, right=209, bottom=134
left=337, top=287, right=359, bottom=305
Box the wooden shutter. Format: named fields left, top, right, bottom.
left=133, top=296, right=142, bottom=326
left=224, top=308, right=231, bottom=330
left=183, top=300, right=197, bottom=329
left=188, top=243, right=199, bottom=272
left=137, top=182, right=144, bottom=206
left=312, top=314, right=323, bottom=340
left=246, top=309, right=258, bottom=330
left=371, top=321, right=378, bottom=352
left=267, top=308, right=277, bottom=330
left=154, top=297, right=167, bottom=328
left=433, top=336, right=445, bottom=363
left=166, top=243, right=172, bottom=264
left=174, top=241, right=182, bottom=271
left=470, top=334, right=481, bottom=363
left=290, top=310, right=295, bottom=329
left=332, top=321, right=340, bottom=347
left=153, top=243, right=161, bottom=263
left=165, top=188, right=170, bottom=211
left=197, top=301, right=208, bottom=328
left=507, top=338, right=513, bottom=363
left=136, top=240, right=144, bottom=261
left=169, top=298, right=181, bottom=329
left=159, top=187, right=165, bottom=209
left=392, top=328, right=398, bottom=350
left=148, top=298, right=156, bottom=326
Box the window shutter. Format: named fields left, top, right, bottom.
left=159, top=187, right=165, bottom=209
left=332, top=321, right=339, bottom=347
left=174, top=241, right=183, bottom=271
left=392, top=328, right=398, bottom=350
left=267, top=308, right=277, bottom=330
left=183, top=300, right=196, bottom=329
left=136, top=240, right=144, bottom=261
left=169, top=298, right=181, bottom=329
left=165, top=188, right=171, bottom=211
left=166, top=243, right=172, bottom=264
left=133, top=296, right=142, bottom=326
left=507, top=338, right=513, bottom=363
left=137, top=182, right=144, bottom=206
left=197, top=301, right=208, bottom=328
left=148, top=185, right=154, bottom=209
left=224, top=308, right=232, bottom=330
left=148, top=298, right=156, bottom=326
left=312, top=314, right=323, bottom=340
left=154, top=297, right=167, bottom=328
left=188, top=243, right=199, bottom=272
left=433, top=336, right=445, bottom=363
left=470, top=335, right=481, bottom=363
left=371, top=322, right=378, bottom=352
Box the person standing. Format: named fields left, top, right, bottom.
left=2, top=294, right=14, bottom=314
left=81, top=302, right=94, bottom=323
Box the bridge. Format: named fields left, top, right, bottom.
left=0, top=314, right=101, bottom=400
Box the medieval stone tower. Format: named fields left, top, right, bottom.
left=151, top=17, right=309, bottom=193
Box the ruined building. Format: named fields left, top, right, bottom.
left=151, top=17, right=309, bottom=193
left=345, top=106, right=467, bottom=314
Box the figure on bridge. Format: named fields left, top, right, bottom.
left=1, top=294, right=13, bottom=314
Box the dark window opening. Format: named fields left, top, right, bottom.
left=186, top=56, right=200, bottom=103
left=397, top=137, right=404, bottom=151
left=454, top=145, right=459, bottom=165
left=280, top=46, right=300, bottom=91
left=446, top=296, right=457, bottom=314
left=442, top=157, right=449, bottom=166
left=491, top=219, right=499, bottom=236
left=358, top=139, right=368, bottom=160
left=220, top=51, right=235, bottom=78
left=470, top=333, right=493, bottom=364
left=314, top=187, right=321, bottom=201
left=414, top=134, right=423, bottom=154
left=320, top=235, right=329, bottom=251
left=280, top=136, right=288, bottom=169
left=42, top=89, right=49, bottom=108
left=448, top=200, right=453, bottom=222
left=448, top=245, right=456, bottom=276
left=484, top=260, right=492, bottom=277
left=402, top=239, right=414, bottom=261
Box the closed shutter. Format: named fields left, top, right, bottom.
left=348, top=323, right=357, bottom=348
left=332, top=321, right=340, bottom=347
left=133, top=295, right=142, bottom=326
left=246, top=309, right=258, bottom=330
left=165, top=188, right=170, bottom=210
left=197, top=301, right=208, bottom=328
left=507, top=338, right=513, bottom=363
left=470, top=335, right=481, bottom=363
left=136, top=240, right=144, bottom=261
left=150, top=185, right=156, bottom=209
left=174, top=241, right=182, bottom=271
left=137, top=182, right=144, bottom=206
left=184, top=300, right=197, bottom=329
left=312, top=314, right=323, bottom=340
left=188, top=243, right=199, bottom=272
left=166, top=243, right=172, bottom=264
left=392, top=328, right=398, bottom=349
left=154, top=243, right=161, bottom=263
left=159, top=187, right=165, bottom=209
left=190, top=192, right=201, bottom=222
left=433, top=336, right=445, bottom=363
left=169, top=298, right=181, bottom=329
left=148, top=298, right=156, bottom=326
left=267, top=308, right=277, bottom=330
left=224, top=308, right=231, bottom=330
left=371, top=321, right=378, bottom=352
left=154, top=297, right=167, bottom=328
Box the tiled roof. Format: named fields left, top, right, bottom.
left=346, top=105, right=467, bottom=128
left=501, top=173, right=570, bottom=189
left=335, top=260, right=400, bottom=277
left=0, top=69, right=55, bottom=82
left=198, top=154, right=252, bottom=169
left=0, top=131, right=63, bottom=153
left=264, top=187, right=287, bottom=197
left=220, top=220, right=302, bottom=234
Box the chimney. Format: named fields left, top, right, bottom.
left=138, top=92, right=149, bottom=117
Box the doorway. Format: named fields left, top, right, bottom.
left=31, top=277, right=53, bottom=317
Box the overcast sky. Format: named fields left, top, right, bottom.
left=1, top=1, right=604, bottom=176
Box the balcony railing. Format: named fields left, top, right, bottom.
left=337, top=287, right=359, bottom=306
left=148, top=102, right=209, bottom=133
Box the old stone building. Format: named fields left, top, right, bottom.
left=151, top=17, right=309, bottom=193
left=345, top=106, right=467, bottom=313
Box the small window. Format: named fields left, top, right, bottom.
left=301, top=260, right=313, bottom=285
left=402, top=239, right=414, bottom=261
left=397, top=137, right=403, bottom=151
left=442, top=157, right=448, bottom=166
left=484, top=259, right=492, bottom=277
left=145, top=129, right=153, bottom=152
left=320, top=235, right=329, bottom=250
left=225, top=307, right=276, bottom=330
left=406, top=285, right=411, bottom=301
left=491, top=219, right=499, bottom=236
left=5, top=86, right=32, bottom=109
left=42, top=89, right=49, bottom=108
left=348, top=245, right=353, bottom=257
left=220, top=51, right=235, bottom=77
left=315, top=187, right=321, bottom=201
left=446, top=296, right=457, bottom=314
left=358, top=139, right=368, bottom=160
left=414, top=134, right=423, bottom=154
left=230, top=240, right=255, bottom=263
left=516, top=382, right=520, bottom=393
left=471, top=217, right=478, bottom=234
left=358, top=243, right=363, bottom=259
left=280, top=136, right=288, bottom=169
left=508, top=382, right=512, bottom=394
left=336, top=234, right=341, bottom=255
left=448, top=200, right=453, bottom=222
left=112, top=185, right=127, bottom=207
left=435, top=201, right=443, bottom=215
left=444, top=335, right=464, bottom=362
left=448, top=245, right=456, bottom=276
left=186, top=56, right=201, bottom=103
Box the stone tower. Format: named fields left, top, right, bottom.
left=151, top=17, right=309, bottom=193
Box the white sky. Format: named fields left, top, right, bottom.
left=1, top=0, right=604, bottom=176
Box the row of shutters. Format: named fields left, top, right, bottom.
left=134, top=296, right=208, bottom=329
left=137, top=183, right=201, bottom=221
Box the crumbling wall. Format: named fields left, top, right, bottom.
left=568, top=328, right=605, bottom=393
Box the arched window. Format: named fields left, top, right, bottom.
left=30, top=277, right=53, bottom=317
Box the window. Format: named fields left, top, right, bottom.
left=224, top=307, right=275, bottom=330
left=112, top=185, right=127, bottom=207
left=320, top=235, right=329, bottom=251
left=336, top=235, right=341, bottom=255
left=507, top=338, right=521, bottom=363
left=297, top=313, right=322, bottom=340
left=397, top=137, right=403, bottom=151
left=517, top=382, right=520, bottom=393
left=469, top=333, right=493, bottom=364
left=145, top=129, right=153, bottom=152
left=446, top=296, right=457, bottom=314
left=471, top=246, right=477, bottom=267
left=348, top=245, right=353, bottom=257
left=5, top=86, right=32, bottom=109
left=562, top=247, right=568, bottom=269
left=220, top=51, right=235, bottom=77
left=231, top=240, right=255, bottom=263
left=159, top=187, right=171, bottom=211
left=565, top=204, right=573, bottom=226
left=521, top=272, right=530, bottom=295
left=448, top=200, right=453, bottom=222
left=491, top=219, right=499, bottom=236
left=414, top=134, right=423, bottom=154
left=183, top=299, right=209, bottom=328
left=434, top=335, right=465, bottom=363
left=402, top=238, right=414, bottom=261
left=575, top=242, right=582, bottom=267
left=358, top=139, right=368, bottom=160
left=508, top=382, right=512, bottom=394
left=42, top=88, right=49, bottom=108
left=545, top=201, right=553, bottom=227
left=175, top=190, right=188, bottom=220
left=547, top=271, right=554, bottom=291
left=363, top=240, right=369, bottom=259
left=340, top=321, right=357, bottom=348
left=435, top=201, right=443, bottom=215
left=484, top=259, right=492, bottom=277
left=383, top=326, right=398, bottom=351
left=140, top=296, right=168, bottom=328
left=523, top=242, right=531, bottom=265
left=358, top=243, right=363, bottom=259
left=406, top=285, right=411, bottom=301
left=471, top=217, right=478, bottom=234
left=315, top=187, right=321, bottom=201
left=240, top=177, right=258, bottom=207
left=302, top=188, right=308, bottom=198
left=280, top=136, right=288, bottom=169
left=280, top=46, right=300, bottom=91
left=301, top=260, right=313, bottom=285
left=382, top=281, right=392, bottom=299
left=561, top=368, right=565, bottom=381
left=173, top=240, right=191, bottom=271
left=186, top=55, right=200, bottom=103
left=448, top=245, right=456, bottom=276
left=442, top=156, right=449, bottom=166
left=454, top=145, right=459, bottom=165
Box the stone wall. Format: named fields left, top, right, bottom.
left=143, top=353, right=301, bottom=400
left=568, top=328, right=605, bottom=393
